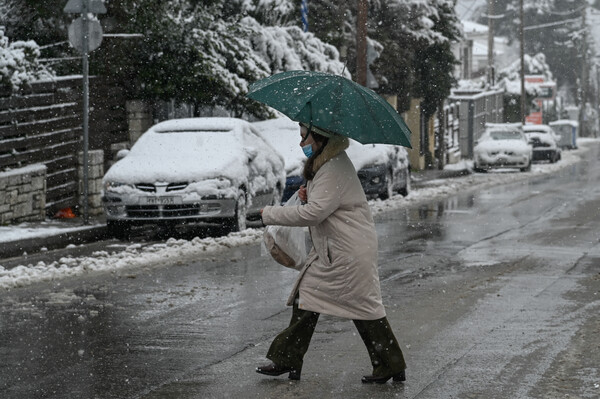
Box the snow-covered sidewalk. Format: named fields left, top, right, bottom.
left=0, top=139, right=596, bottom=289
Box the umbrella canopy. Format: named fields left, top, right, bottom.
left=246, top=70, right=412, bottom=148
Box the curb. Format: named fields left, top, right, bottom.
left=1, top=225, right=108, bottom=259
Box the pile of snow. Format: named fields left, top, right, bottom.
left=0, top=140, right=595, bottom=290
left=0, top=230, right=264, bottom=289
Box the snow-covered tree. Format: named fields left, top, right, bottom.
left=242, top=16, right=347, bottom=76
left=495, top=52, right=553, bottom=122
left=411, top=0, right=462, bottom=117
left=93, top=0, right=346, bottom=117
left=0, top=29, right=54, bottom=91
left=480, top=0, right=593, bottom=106
left=370, top=0, right=462, bottom=114
left=496, top=53, right=553, bottom=96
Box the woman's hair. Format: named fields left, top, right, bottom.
left=303, top=131, right=329, bottom=181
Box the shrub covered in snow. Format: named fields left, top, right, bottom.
left=0, top=30, right=54, bottom=92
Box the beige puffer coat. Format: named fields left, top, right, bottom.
left=261, top=135, right=386, bottom=320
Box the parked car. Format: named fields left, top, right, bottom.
left=346, top=140, right=411, bottom=199
left=473, top=123, right=532, bottom=172
left=254, top=117, right=410, bottom=201
left=523, top=124, right=561, bottom=163
left=252, top=118, right=306, bottom=203
left=102, top=117, right=285, bottom=238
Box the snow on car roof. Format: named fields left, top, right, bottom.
left=152, top=117, right=249, bottom=133
left=523, top=124, right=553, bottom=132
left=346, top=140, right=398, bottom=170
left=486, top=130, right=524, bottom=140
left=104, top=118, right=250, bottom=185
left=486, top=122, right=523, bottom=130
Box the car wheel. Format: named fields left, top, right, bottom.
left=225, top=190, right=247, bottom=233
left=379, top=170, right=394, bottom=200
left=398, top=169, right=410, bottom=197
left=107, top=220, right=131, bottom=240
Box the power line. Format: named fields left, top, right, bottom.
left=547, top=6, right=585, bottom=16
left=523, top=17, right=581, bottom=31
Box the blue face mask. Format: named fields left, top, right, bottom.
left=302, top=144, right=313, bottom=158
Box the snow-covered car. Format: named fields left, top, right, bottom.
left=252, top=118, right=306, bottom=203
left=102, top=117, right=285, bottom=238
left=346, top=140, right=411, bottom=199
left=523, top=124, right=561, bottom=163
left=254, top=117, right=410, bottom=202
left=473, top=123, right=532, bottom=172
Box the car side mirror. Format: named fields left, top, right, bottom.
left=116, top=149, right=130, bottom=161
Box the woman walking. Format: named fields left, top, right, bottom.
left=257, top=123, right=407, bottom=383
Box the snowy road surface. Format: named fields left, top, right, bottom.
left=0, top=141, right=599, bottom=398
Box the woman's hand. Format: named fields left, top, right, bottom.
left=298, top=185, right=307, bottom=203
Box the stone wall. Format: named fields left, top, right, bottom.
left=78, top=150, right=104, bottom=216
left=0, top=164, right=46, bottom=224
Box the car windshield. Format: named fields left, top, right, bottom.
left=489, top=130, right=522, bottom=140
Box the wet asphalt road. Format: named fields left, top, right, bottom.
left=1, top=144, right=599, bottom=398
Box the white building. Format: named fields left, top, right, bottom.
left=453, top=20, right=519, bottom=81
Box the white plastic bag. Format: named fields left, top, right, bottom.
left=262, top=191, right=308, bottom=270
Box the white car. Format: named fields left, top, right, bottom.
left=473, top=124, right=533, bottom=172
left=254, top=117, right=410, bottom=201
left=523, top=124, right=561, bottom=163
left=102, top=117, right=285, bottom=238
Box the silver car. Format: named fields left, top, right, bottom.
left=523, top=124, right=561, bottom=163
left=102, top=117, right=285, bottom=238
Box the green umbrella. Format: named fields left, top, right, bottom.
left=246, top=70, right=412, bottom=148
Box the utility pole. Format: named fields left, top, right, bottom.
left=579, top=4, right=588, bottom=137
left=519, top=0, right=526, bottom=124
left=64, top=0, right=106, bottom=224
left=487, top=0, right=495, bottom=86
left=357, top=0, right=368, bottom=86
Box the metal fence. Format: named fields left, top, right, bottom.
left=0, top=76, right=127, bottom=213
left=448, top=89, right=504, bottom=158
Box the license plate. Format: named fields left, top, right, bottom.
left=140, top=196, right=182, bottom=205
